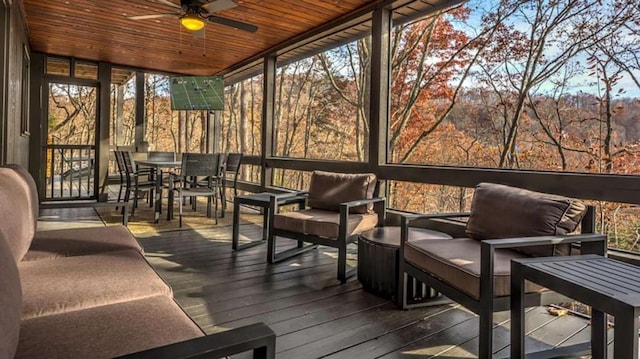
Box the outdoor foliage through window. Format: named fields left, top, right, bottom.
left=274, top=35, right=372, bottom=162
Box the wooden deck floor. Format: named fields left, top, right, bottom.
left=39, top=206, right=599, bottom=358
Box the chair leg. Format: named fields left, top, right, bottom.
left=337, top=242, right=347, bottom=283
left=179, top=195, right=183, bottom=228
left=478, top=308, right=494, bottom=358
left=116, top=183, right=124, bottom=210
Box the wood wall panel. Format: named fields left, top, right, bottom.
left=3, top=0, right=29, bottom=167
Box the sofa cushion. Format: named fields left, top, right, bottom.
left=307, top=171, right=376, bottom=214
left=19, top=250, right=171, bottom=319
left=465, top=182, right=587, bottom=257
left=17, top=295, right=203, bottom=359
left=0, top=232, right=21, bottom=359
left=23, top=225, right=143, bottom=261
left=6, top=164, right=39, bottom=234
left=0, top=167, right=35, bottom=262
left=274, top=209, right=379, bottom=239
left=405, top=238, right=544, bottom=300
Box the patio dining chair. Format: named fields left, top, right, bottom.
left=219, top=152, right=242, bottom=217
left=169, top=153, right=224, bottom=227
left=118, top=150, right=157, bottom=218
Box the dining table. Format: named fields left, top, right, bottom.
left=135, top=158, right=182, bottom=223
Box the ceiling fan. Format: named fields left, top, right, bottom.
left=128, top=0, right=257, bottom=33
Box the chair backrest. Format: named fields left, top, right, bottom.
left=120, top=151, right=139, bottom=184
left=114, top=150, right=126, bottom=178
left=148, top=151, right=176, bottom=161
left=181, top=153, right=222, bottom=178
left=225, top=153, right=243, bottom=173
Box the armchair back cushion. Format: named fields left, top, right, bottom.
left=465, top=182, right=587, bottom=257
left=0, top=232, right=22, bottom=359
left=307, top=171, right=376, bottom=214
left=6, top=164, right=39, bottom=234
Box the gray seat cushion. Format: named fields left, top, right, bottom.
left=274, top=209, right=379, bottom=239
left=307, top=171, right=376, bottom=214
left=19, top=250, right=171, bottom=319
left=23, top=225, right=143, bottom=262
left=0, top=232, right=21, bottom=359
left=17, top=296, right=203, bottom=359
left=405, top=238, right=544, bottom=300
left=465, top=182, right=587, bottom=257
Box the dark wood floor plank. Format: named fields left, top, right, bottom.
left=321, top=305, right=472, bottom=359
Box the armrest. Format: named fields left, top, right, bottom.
left=116, top=322, right=275, bottom=359
left=481, top=233, right=607, bottom=250
left=401, top=212, right=471, bottom=222
left=478, top=233, right=607, bottom=302
left=339, top=196, right=386, bottom=210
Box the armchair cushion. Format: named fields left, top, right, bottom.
left=405, top=238, right=544, bottom=300
left=307, top=171, right=376, bottom=214
left=465, top=182, right=587, bottom=257
left=274, top=209, right=379, bottom=239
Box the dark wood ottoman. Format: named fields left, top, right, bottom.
left=358, top=226, right=452, bottom=305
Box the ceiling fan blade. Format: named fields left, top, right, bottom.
left=128, top=13, right=179, bottom=20
left=202, top=0, right=237, bottom=13
left=206, top=15, right=257, bottom=33
left=156, top=0, right=182, bottom=9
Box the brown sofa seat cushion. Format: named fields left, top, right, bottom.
left=16, top=296, right=203, bottom=359
left=0, top=233, right=21, bottom=359
left=465, top=182, right=587, bottom=257
left=405, top=238, right=544, bottom=300
left=307, top=171, right=377, bottom=214
left=0, top=167, right=35, bottom=262
left=19, top=250, right=171, bottom=320
left=23, top=225, right=143, bottom=262
left=274, top=209, right=379, bottom=239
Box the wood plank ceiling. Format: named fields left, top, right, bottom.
left=18, top=0, right=380, bottom=76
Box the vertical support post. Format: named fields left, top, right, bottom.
left=29, top=52, right=45, bottom=202
left=97, top=62, right=111, bottom=201
left=369, top=6, right=391, bottom=193
left=134, top=71, right=145, bottom=151
left=261, top=54, right=276, bottom=191
left=115, top=84, right=124, bottom=146
left=210, top=110, right=219, bottom=154
left=0, top=1, right=7, bottom=166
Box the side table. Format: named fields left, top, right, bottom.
left=511, top=255, right=640, bottom=359
left=232, top=192, right=304, bottom=251
left=358, top=226, right=452, bottom=305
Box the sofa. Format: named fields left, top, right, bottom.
left=0, top=164, right=275, bottom=358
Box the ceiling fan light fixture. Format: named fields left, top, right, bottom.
left=180, top=13, right=205, bottom=31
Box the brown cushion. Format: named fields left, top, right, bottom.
left=0, top=167, right=35, bottom=262
left=405, top=238, right=544, bottom=300
left=274, top=209, right=379, bottom=239
left=19, top=250, right=171, bottom=319
left=17, top=296, right=203, bottom=359
left=465, top=182, right=587, bottom=257
left=23, top=225, right=143, bottom=262
left=0, top=232, right=21, bottom=359
left=6, top=164, right=39, bottom=234
left=307, top=171, right=376, bottom=214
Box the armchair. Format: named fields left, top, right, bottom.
left=267, top=171, right=386, bottom=283
left=397, top=182, right=607, bottom=358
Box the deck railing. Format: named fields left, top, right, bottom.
left=45, top=144, right=96, bottom=200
